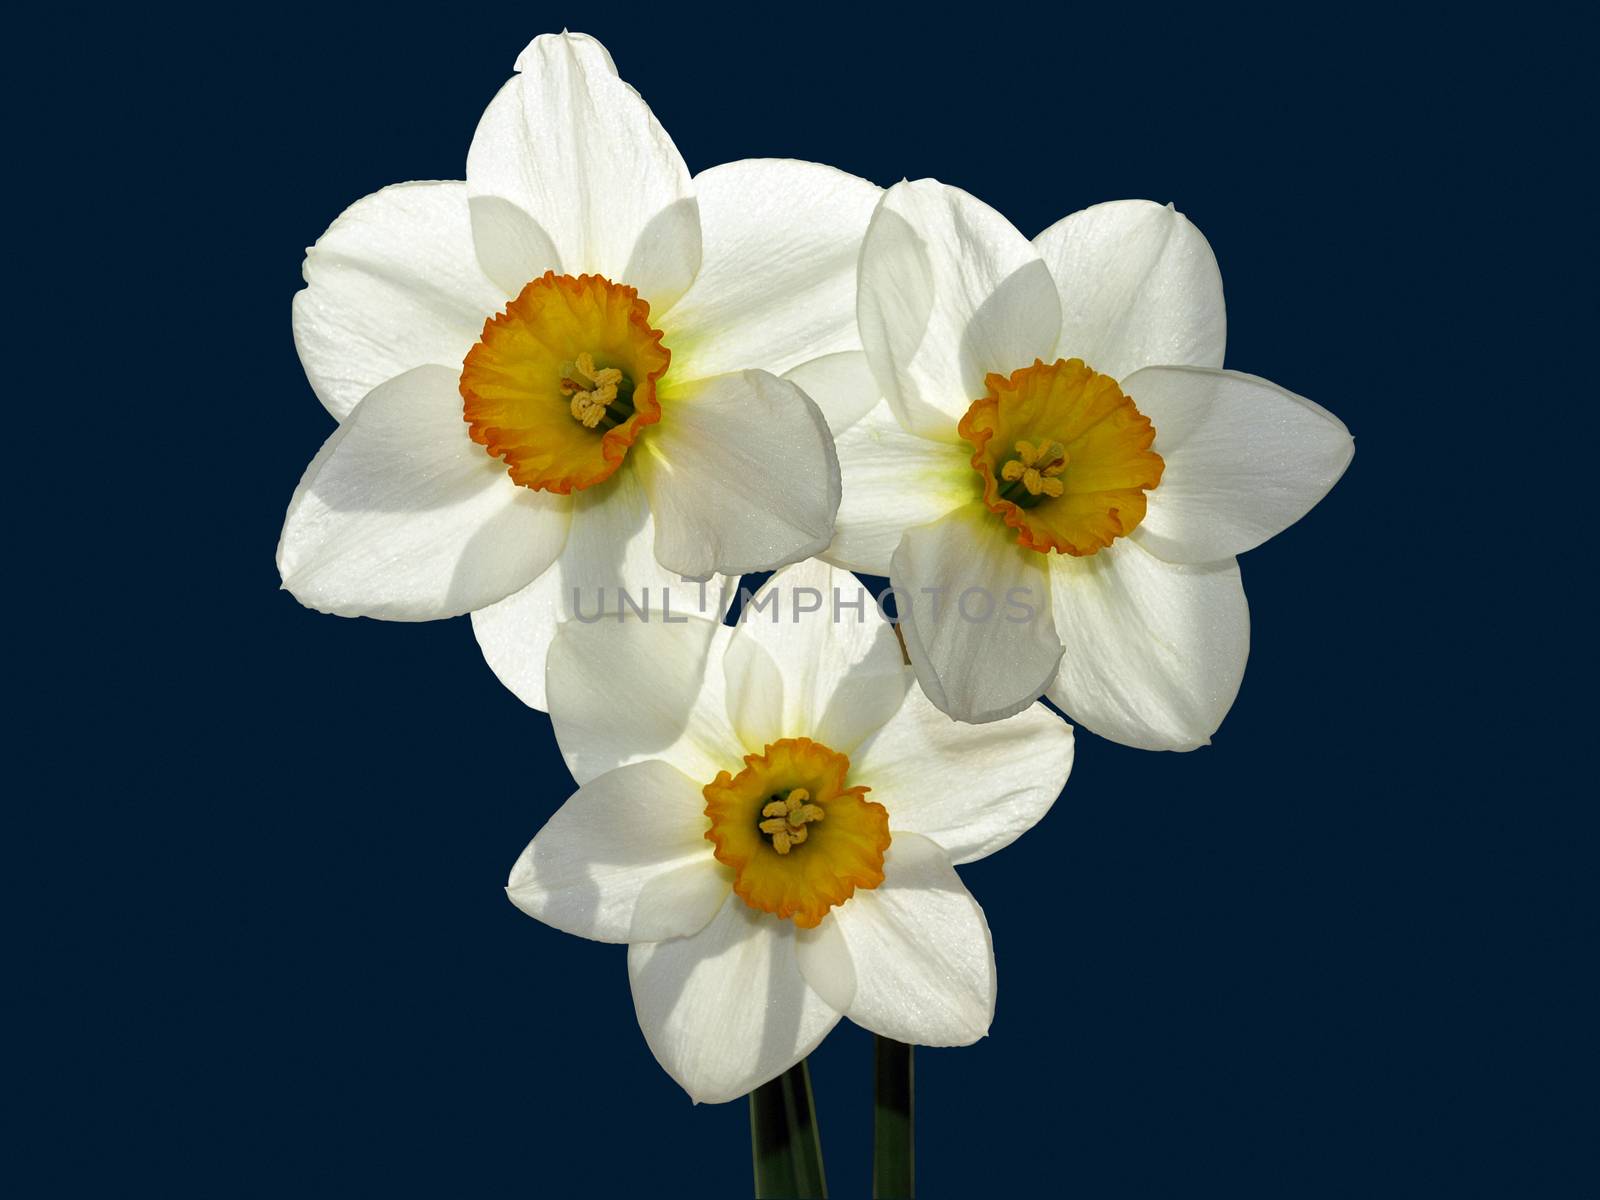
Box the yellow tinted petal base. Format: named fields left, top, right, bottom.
left=459, top=272, right=670, bottom=494
left=959, top=358, right=1164, bottom=555
left=704, top=738, right=890, bottom=928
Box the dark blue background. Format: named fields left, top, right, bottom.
left=28, top=6, right=1592, bottom=1197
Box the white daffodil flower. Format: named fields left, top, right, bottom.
left=508, top=559, right=1074, bottom=1104
left=825, top=180, right=1355, bottom=747
left=277, top=33, right=883, bottom=707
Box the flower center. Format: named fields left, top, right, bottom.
left=459, top=272, right=670, bottom=494
left=704, top=737, right=890, bottom=928
left=560, top=352, right=627, bottom=429
left=758, top=788, right=827, bottom=854
left=999, top=439, right=1069, bottom=503
left=958, top=358, right=1165, bottom=556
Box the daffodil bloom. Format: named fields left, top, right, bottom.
left=508, top=560, right=1074, bottom=1103
left=826, top=181, right=1355, bottom=747
left=277, top=33, right=882, bottom=706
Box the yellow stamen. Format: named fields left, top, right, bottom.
left=561, top=352, right=625, bottom=428
left=1001, top=440, right=1069, bottom=497
left=756, top=787, right=826, bottom=854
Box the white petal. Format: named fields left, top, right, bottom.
left=794, top=916, right=857, bottom=1015
left=720, top=635, right=784, bottom=755
left=722, top=560, right=910, bottom=754
left=1047, top=538, right=1249, bottom=751
left=471, top=468, right=733, bottom=710
left=831, top=833, right=995, bottom=1046
left=623, top=197, right=703, bottom=315
left=891, top=509, right=1060, bottom=724
left=858, top=180, right=1061, bottom=442
left=546, top=615, right=743, bottom=786
left=467, top=194, right=562, bottom=298
left=507, top=761, right=727, bottom=943
left=637, top=371, right=840, bottom=578
left=1125, top=366, right=1355, bottom=563
left=293, top=182, right=503, bottom=420
left=782, top=351, right=882, bottom=436
left=516, top=31, right=617, bottom=75
left=469, top=567, right=564, bottom=709
left=1033, top=199, right=1226, bottom=380
left=629, top=897, right=841, bottom=1104
left=825, top=400, right=975, bottom=576
left=466, top=33, right=698, bottom=308
left=277, top=366, right=571, bottom=620
left=664, top=159, right=881, bottom=382
left=852, top=688, right=1073, bottom=864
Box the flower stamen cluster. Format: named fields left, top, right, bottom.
left=999, top=439, right=1069, bottom=503
left=561, top=352, right=626, bottom=429
left=758, top=788, right=827, bottom=854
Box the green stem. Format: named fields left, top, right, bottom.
left=873, top=1037, right=914, bottom=1199
left=750, top=1059, right=827, bottom=1198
